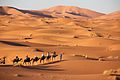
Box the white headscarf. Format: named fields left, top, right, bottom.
left=41, top=53, right=44, bottom=56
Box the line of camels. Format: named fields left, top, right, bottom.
left=0, top=52, right=61, bottom=66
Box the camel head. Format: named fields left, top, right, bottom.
left=31, top=58, right=33, bottom=61
left=20, top=58, right=22, bottom=61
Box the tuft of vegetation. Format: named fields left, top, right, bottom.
left=73, top=35, right=79, bottom=38
left=88, top=29, right=92, bottom=31
left=24, top=37, right=32, bottom=40
left=14, top=74, right=23, bottom=77
left=24, top=34, right=33, bottom=40
left=96, top=33, right=103, bottom=37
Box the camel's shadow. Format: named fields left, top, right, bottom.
left=43, top=60, right=67, bottom=65
left=21, top=60, right=67, bottom=71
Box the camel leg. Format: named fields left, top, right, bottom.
left=23, top=62, right=24, bottom=65
left=23, top=62, right=26, bottom=66
left=52, top=57, right=53, bottom=61
left=37, top=61, right=38, bottom=65
left=27, top=62, right=28, bottom=66
left=43, top=60, right=44, bottom=64
left=52, top=57, right=55, bottom=61
left=41, top=60, right=43, bottom=64
left=40, top=60, right=42, bottom=63
left=28, top=62, right=29, bottom=66
left=32, top=61, right=34, bottom=65
left=46, top=59, right=47, bottom=62
left=24, top=62, right=26, bottom=66
left=48, top=58, right=50, bottom=62
left=30, top=62, right=32, bottom=66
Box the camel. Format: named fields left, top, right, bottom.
left=52, top=52, right=58, bottom=61
left=23, top=57, right=33, bottom=65
left=13, top=58, right=22, bottom=65
left=40, top=56, right=46, bottom=63
left=32, top=57, right=40, bottom=65
left=46, top=55, right=51, bottom=62
left=0, top=56, right=6, bottom=64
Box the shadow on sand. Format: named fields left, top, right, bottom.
left=0, top=64, right=13, bottom=67
left=43, top=60, right=67, bottom=65
left=0, top=40, right=30, bottom=47
left=21, top=65, right=64, bottom=71
left=21, top=60, right=67, bottom=71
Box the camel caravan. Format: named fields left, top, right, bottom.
left=0, top=51, right=63, bottom=66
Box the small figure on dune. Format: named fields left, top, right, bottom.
left=52, top=51, right=58, bottom=61
left=13, top=56, right=22, bottom=65
left=60, top=53, right=63, bottom=61
left=0, top=56, right=6, bottom=64
left=40, top=52, right=46, bottom=63
left=46, top=52, right=51, bottom=62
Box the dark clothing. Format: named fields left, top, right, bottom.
left=41, top=56, right=45, bottom=60
left=60, top=53, right=62, bottom=61
left=25, top=57, right=30, bottom=61
left=16, top=57, right=19, bottom=61
left=34, top=57, right=39, bottom=61
left=15, top=56, right=20, bottom=61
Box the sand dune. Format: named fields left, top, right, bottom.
left=0, top=6, right=24, bottom=15
left=40, top=5, right=104, bottom=20
left=0, top=5, right=120, bottom=80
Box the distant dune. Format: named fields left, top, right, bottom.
left=0, top=5, right=105, bottom=19
left=0, top=6, right=24, bottom=15
left=41, top=5, right=105, bottom=19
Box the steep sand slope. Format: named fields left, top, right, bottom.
left=0, top=6, right=24, bottom=15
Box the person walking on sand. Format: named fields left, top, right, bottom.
left=60, top=53, right=63, bottom=61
